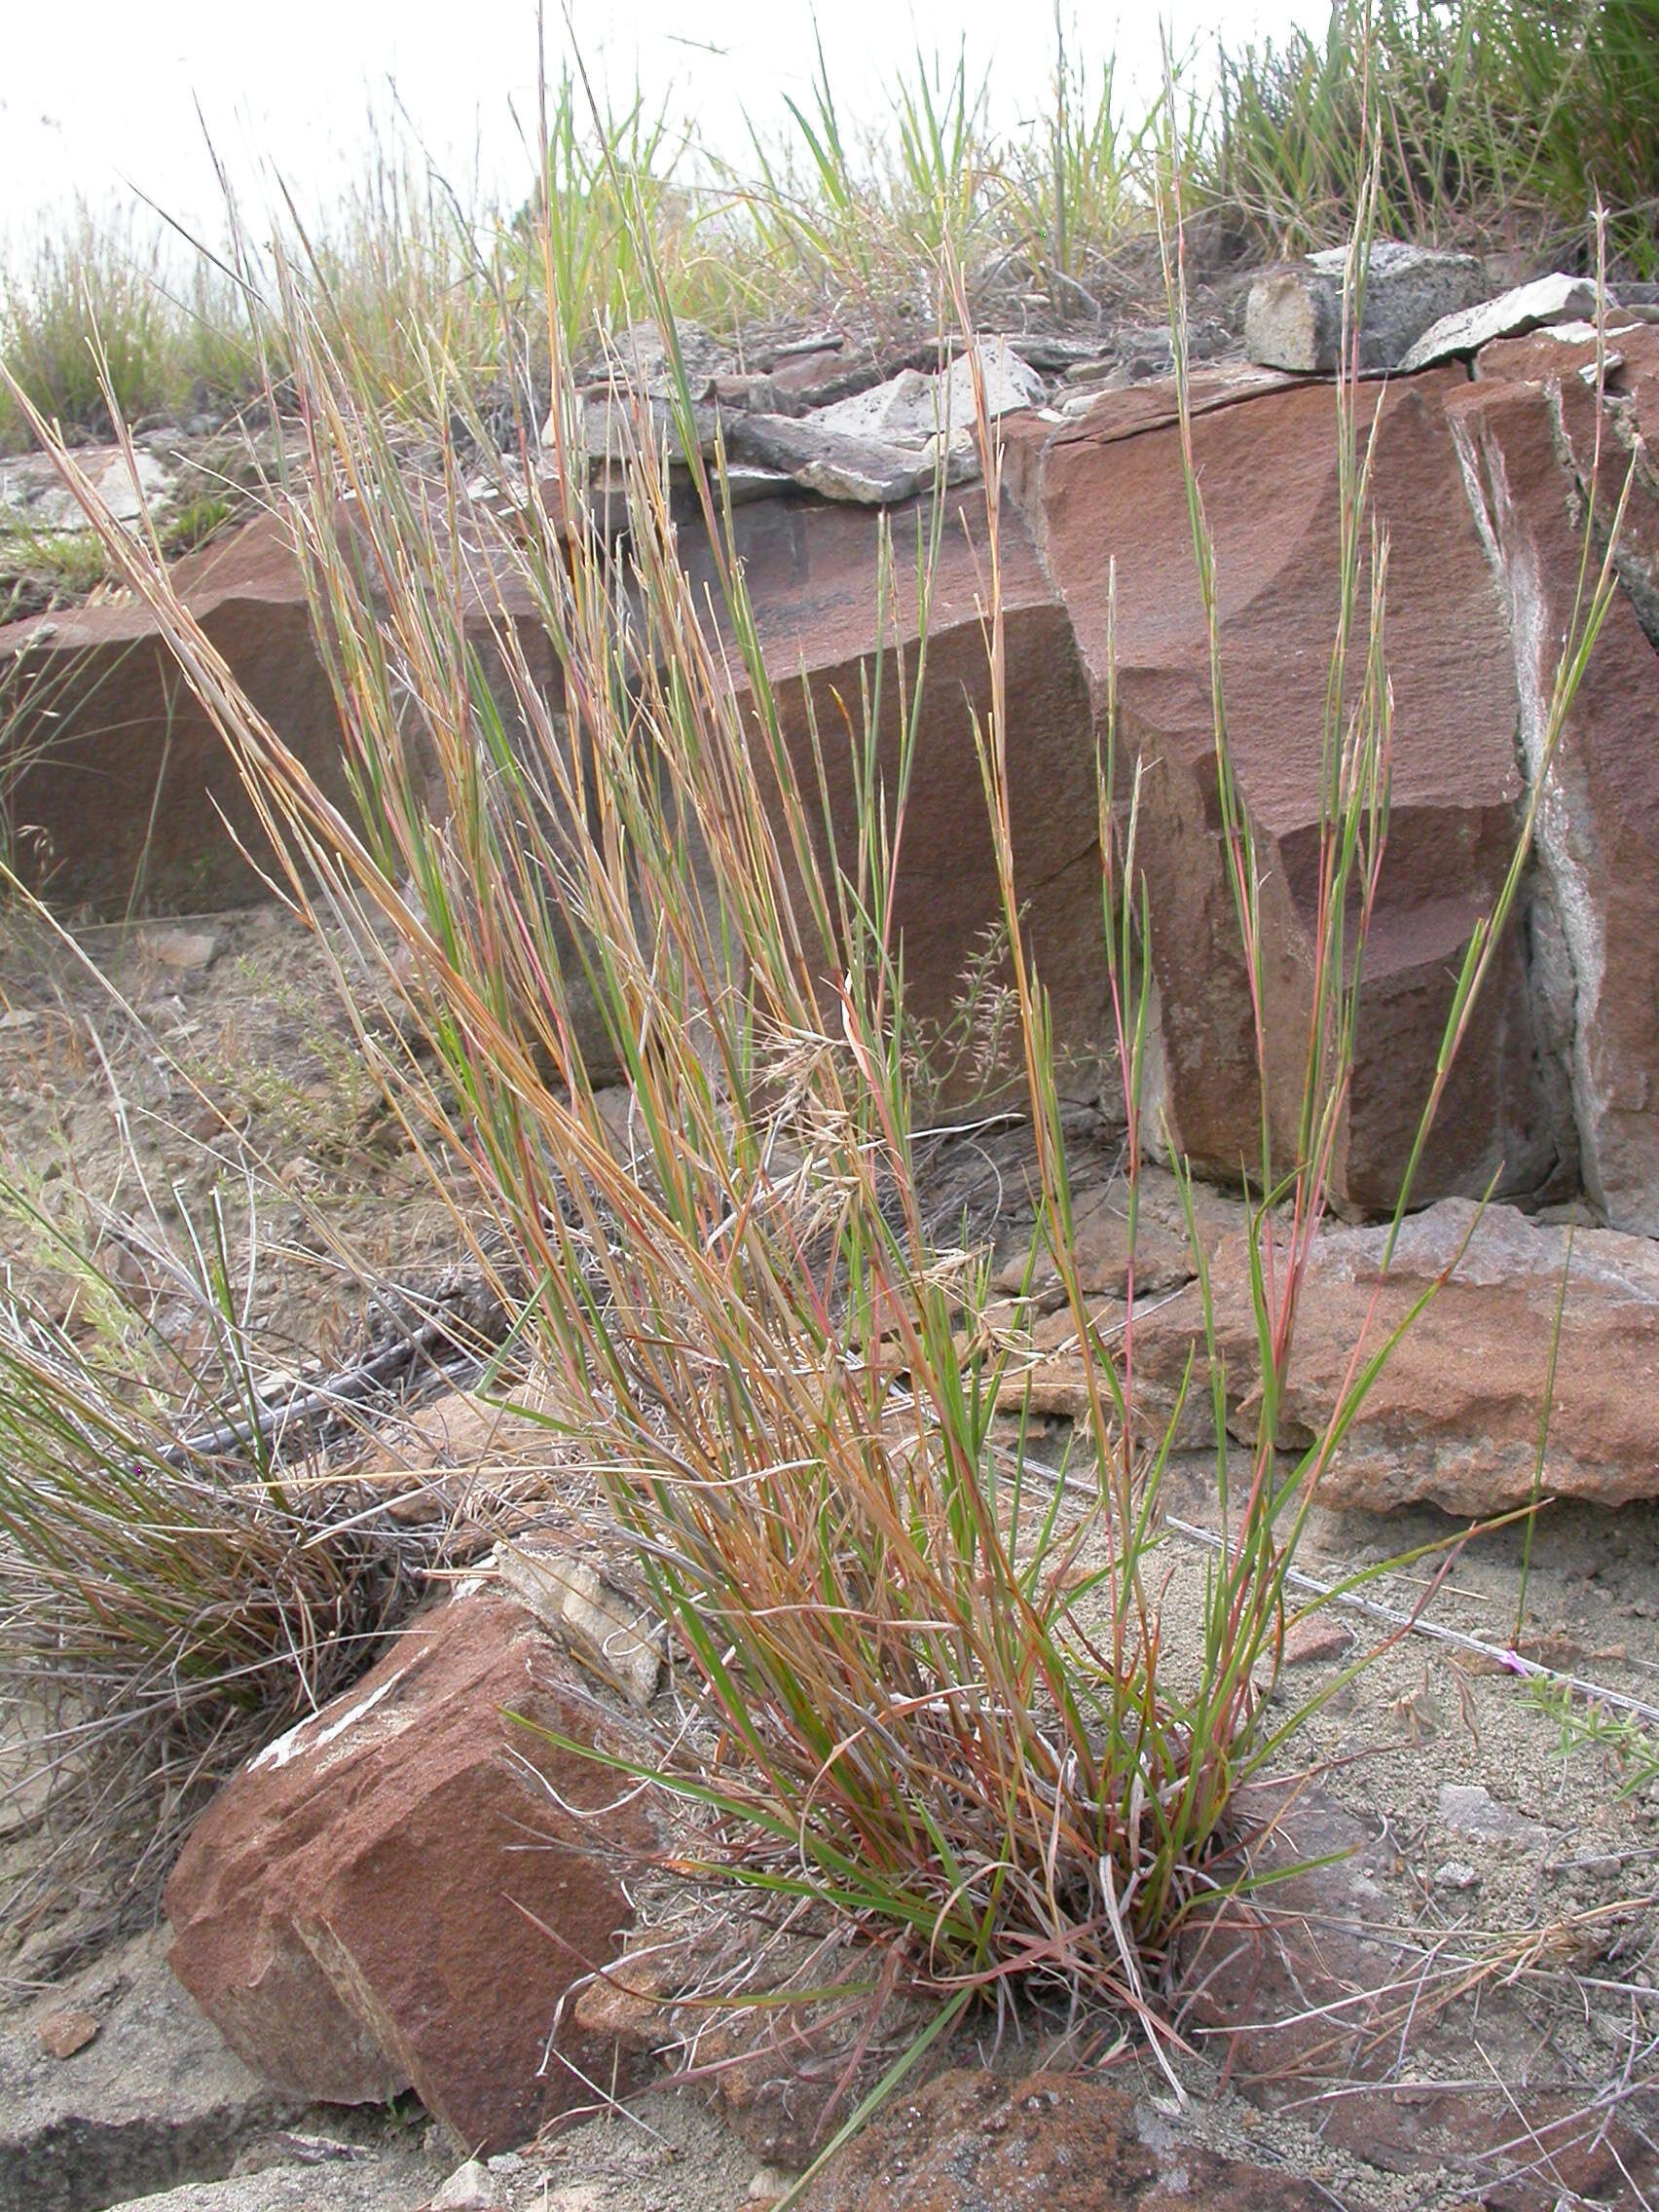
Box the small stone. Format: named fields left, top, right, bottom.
left=428, top=2157, right=508, bottom=2209
left=576, top=390, right=719, bottom=466
left=37, top=2007, right=100, bottom=2059
left=1433, top=1860, right=1481, bottom=1893
left=136, top=924, right=222, bottom=974
left=1282, top=1620, right=1354, bottom=1668
left=1438, top=1781, right=1546, bottom=1848
left=749, top=2164, right=798, bottom=2202
left=810, top=338, right=1045, bottom=455
left=493, top=1539, right=664, bottom=1710
left=724, top=413, right=939, bottom=504
left=762, top=348, right=859, bottom=410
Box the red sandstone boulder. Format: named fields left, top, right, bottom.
left=1006, top=366, right=1553, bottom=1215
left=1, top=518, right=343, bottom=915
left=0, top=509, right=556, bottom=919
left=718, top=489, right=1109, bottom=1089
left=11, top=340, right=1659, bottom=1226
left=165, top=1587, right=652, bottom=2154
left=1446, top=372, right=1659, bottom=1233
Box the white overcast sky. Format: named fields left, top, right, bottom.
left=1, top=1, right=1328, bottom=244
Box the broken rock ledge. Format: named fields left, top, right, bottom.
left=6, top=313, right=1659, bottom=1241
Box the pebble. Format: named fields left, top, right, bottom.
left=1433, top=1860, right=1481, bottom=1893
left=749, top=2164, right=798, bottom=2202
left=136, top=924, right=223, bottom=974
left=428, top=2159, right=509, bottom=2210
left=37, top=2006, right=100, bottom=2059
left=1283, top=1620, right=1354, bottom=1667
left=1438, top=1781, right=1547, bottom=1848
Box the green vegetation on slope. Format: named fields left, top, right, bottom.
left=2, top=0, right=1656, bottom=453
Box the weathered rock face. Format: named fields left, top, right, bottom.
left=1397, top=271, right=1605, bottom=371
left=0, top=512, right=557, bottom=919
left=1007, top=365, right=1554, bottom=1211
left=1129, top=1196, right=1659, bottom=1514
left=717, top=490, right=1110, bottom=1091
left=10, top=308, right=1659, bottom=1225
left=1447, top=367, right=1659, bottom=1232
left=165, top=1588, right=652, bottom=2155
left=1, top=519, right=344, bottom=915
left=800, top=2066, right=1329, bottom=2211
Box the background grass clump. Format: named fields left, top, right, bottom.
left=1211, top=0, right=1659, bottom=264
left=0, top=1163, right=455, bottom=1958
left=2, top=3, right=1656, bottom=456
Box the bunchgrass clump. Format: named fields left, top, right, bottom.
left=1206, top=0, right=1659, bottom=266
left=8, top=86, right=1632, bottom=2180
left=0, top=203, right=178, bottom=447
left=0, top=1154, right=450, bottom=1958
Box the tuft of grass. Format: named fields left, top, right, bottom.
left=1, top=527, right=107, bottom=599
left=1205, top=0, right=1659, bottom=267
left=0, top=203, right=181, bottom=449
left=6, top=59, right=1634, bottom=2163
left=739, top=40, right=1007, bottom=316
left=998, top=26, right=1171, bottom=297
left=0, top=1155, right=450, bottom=1949
left=160, top=494, right=234, bottom=558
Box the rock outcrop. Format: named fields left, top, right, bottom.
left=1244, top=243, right=1487, bottom=374
left=165, top=1588, right=652, bottom=2155
left=1446, top=363, right=1659, bottom=1232
left=1, top=518, right=344, bottom=915
left=719, top=489, right=1108, bottom=1089
left=1005, top=364, right=1552, bottom=1211
left=9, top=302, right=1659, bottom=1224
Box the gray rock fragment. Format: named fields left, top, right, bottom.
left=1433, top=1859, right=1482, bottom=1893
left=1398, top=273, right=1609, bottom=371
left=719, top=338, right=1043, bottom=502
left=1438, top=1781, right=1546, bottom=1849
left=493, top=1539, right=664, bottom=1710
left=0, top=1932, right=297, bottom=2212
left=1246, top=242, right=1487, bottom=373
left=102, top=2155, right=440, bottom=2211
left=809, top=337, right=1045, bottom=454
left=574, top=391, right=720, bottom=466
left=724, top=413, right=946, bottom=504
left=587, top=317, right=734, bottom=401
left=428, top=2156, right=510, bottom=2208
